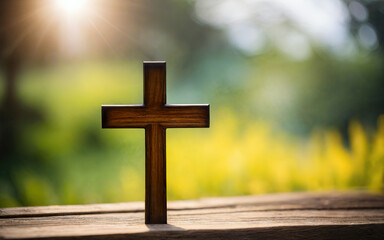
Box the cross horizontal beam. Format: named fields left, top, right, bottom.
left=102, top=104, right=210, bottom=128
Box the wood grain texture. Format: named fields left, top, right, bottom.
left=101, top=62, right=210, bottom=224
left=102, top=105, right=209, bottom=128
left=145, top=124, right=166, bottom=224
left=144, top=61, right=166, bottom=107
left=1, top=192, right=384, bottom=239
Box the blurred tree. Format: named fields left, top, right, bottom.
left=0, top=0, right=59, bottom=203
left=0, top=0, right=223, bottom=205
left=344, top=0, right=384, bottom=131
left=359, top=0, right=384, bottom=99
left=0, top=0, right=59, bottom=106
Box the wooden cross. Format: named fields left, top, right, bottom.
left=101, top=61, right=210, bottom=224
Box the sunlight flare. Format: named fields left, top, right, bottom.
left=54, top=0, right=90, bottom=17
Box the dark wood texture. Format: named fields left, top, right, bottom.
left=144, top=62, right=166, bottom=107
left=101, top=62, right=210, bottom=224
left=1, top=192, right=384, bottom=239
left=145, top=124, right=166, bottom=224
left=102, top=105, right=209, bottom=128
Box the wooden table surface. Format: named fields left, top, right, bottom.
left=1, top=192, right=384, bottom=239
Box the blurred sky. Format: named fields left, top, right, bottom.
left=49, top=0, right=378, bottom=58
left=24, top=0, right=373, bottom=60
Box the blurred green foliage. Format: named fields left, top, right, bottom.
left=0, top=59, right=383, bottom=207
left=1, top=0, right=384, bottom=207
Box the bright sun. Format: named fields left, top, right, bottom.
left=54, top=0, right=90, bottom=16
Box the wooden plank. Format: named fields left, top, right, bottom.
left=1, top=192, right=383, bottom=218
left=1, top=192, right=384, bottom=239
left=1, top=211, right=384, bottom=239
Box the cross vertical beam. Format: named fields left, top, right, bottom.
left=144, top=62, right=166, bottom=107
left=145, top=124, right=166, bottom=224
left=144, top=62, right=167, bottom=224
